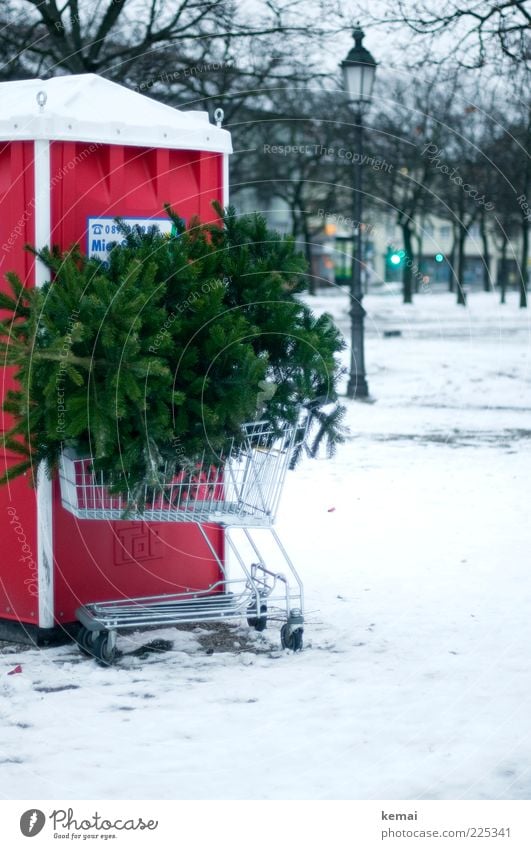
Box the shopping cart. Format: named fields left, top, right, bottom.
left=58, top=420, right=307, bottom=664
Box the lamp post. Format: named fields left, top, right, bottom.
left=341, top=25, right=377, bottom=399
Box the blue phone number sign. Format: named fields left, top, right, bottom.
left=87, top=216, right=174, bottom=262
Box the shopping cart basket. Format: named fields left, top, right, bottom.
left=59, top=420, right=306, bottom=664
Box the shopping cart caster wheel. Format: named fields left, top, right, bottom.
left=92, top=633, right=117, bottom=666
left=281, top=624, right=303, bottom=652
left=247, top=604, right=267, bottom=632
left=76, top=626, right=96, bottom=656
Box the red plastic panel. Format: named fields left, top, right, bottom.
left=0, top=142, right=38, bottom=624
left=49, top=141, right=225, bottom=624
left=0, top=142, right=35, bottom=433
left=0, top=451, right=39, bottom=624
left=0, top=141, right=35, bottom=283
left=53, top=475, right=224, bottom=624
left=50, top=142, right=223, bottom=249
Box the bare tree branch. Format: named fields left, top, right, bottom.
left=360, top=0, right=531, bottom=71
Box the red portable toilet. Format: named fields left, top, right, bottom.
left=0, top=74, right=232, bottom=642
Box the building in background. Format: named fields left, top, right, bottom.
left=234, top=190, right=529, bottom=294
left=321, top=210, right=530, bottom=294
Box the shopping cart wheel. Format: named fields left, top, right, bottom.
left=76, top=626, right=96, bottom=656
left=247, top=604, right=267, bottom=632
left=280, top=624, right=303, bottom=651
left=92, top=632, right=117, bottom=666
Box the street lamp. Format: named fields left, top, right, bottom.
left=341, top=24, right=377, bottom=399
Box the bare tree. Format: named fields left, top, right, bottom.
left=361, top=0, right=531, bottom=71
left=0, top=0, right=331, bottom=84
left=485, top=100, right=531, bottom=306
left=231, top=86, right=352, bottom=293
left=429, top=104, right=495, bottom=305
left=1, top=0, right=221, bottom=79
left=370, top=75, right=457, bottom=303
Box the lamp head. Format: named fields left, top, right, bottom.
left=341, top=23, right=377, bottom=106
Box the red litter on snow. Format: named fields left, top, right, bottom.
left=7, top=665, right=22, bottom=675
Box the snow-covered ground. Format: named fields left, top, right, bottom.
left=1, top=289, right=530, bottom=801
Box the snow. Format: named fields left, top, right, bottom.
left=1, top=289, right=531, bottom=801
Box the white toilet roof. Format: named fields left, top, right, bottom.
left=0, top=73, right=232, bottom=153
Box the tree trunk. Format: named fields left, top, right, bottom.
left=520, top=218, right=528, bottom=308
left=479, top=211, right=491, bottom=292
left=414, top=232, right=423, bottom=294
left=448, top=235, right=456, bottom=292
left=456, top=224, right=467, bottom=305
left=301, top=211, right=316, bottom=295
left=290, top=207, right=298, bottom=239
left=499, top=236, right=508, bottom=304
left=519, top=116, right=530, bottom=308
left=402, top=224, right=414, bottom=304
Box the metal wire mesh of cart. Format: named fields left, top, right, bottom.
left=58, top=419, right=305, bottom=524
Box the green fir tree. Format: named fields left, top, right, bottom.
left=0, top=206, right=345, bottom=499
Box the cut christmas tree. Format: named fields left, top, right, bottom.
left=0, top=205, right=345, bottom=505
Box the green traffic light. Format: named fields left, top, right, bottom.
left=435, top=253, right=444, bottom=262
left=390, top=253, right=401, bottom=265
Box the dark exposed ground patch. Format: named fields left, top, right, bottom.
left=124, top=638, right=175, bottom=658
left=0, top=641, right=31, bottom=655
left=190, top=620, right=278, bottom=655
left=1, top=613, right=288, bottom=662
left=354, top=429, right=531, bottom=448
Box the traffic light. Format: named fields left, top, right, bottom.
left=387, top=248, right=406, bottom=266
left=435, top=253, right=444, bottom=263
